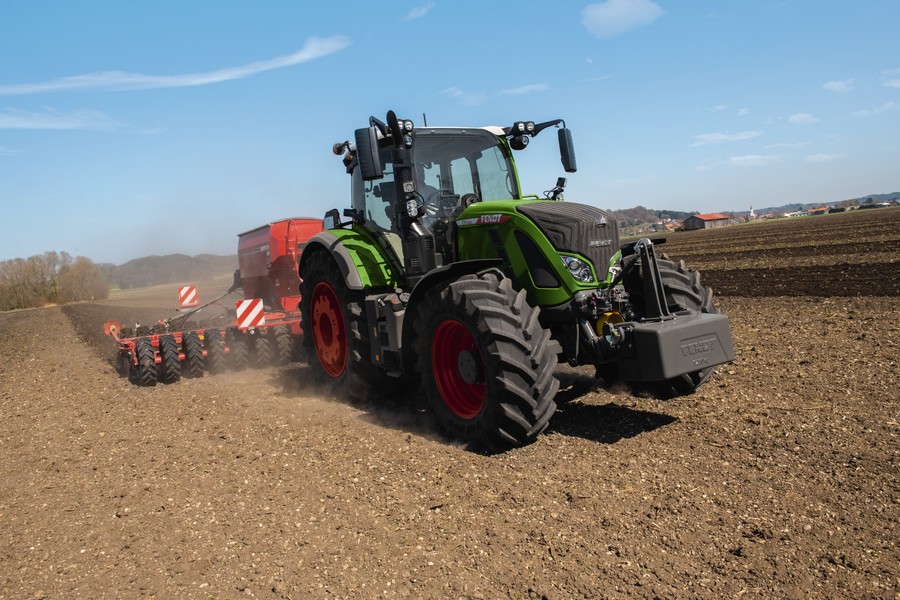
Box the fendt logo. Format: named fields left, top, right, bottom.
left=681, top=337, right=715, bottom=357
left=457, top=214, right=510, bottom=227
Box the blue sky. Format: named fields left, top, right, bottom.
left=1, top=0, right=898, bottom=264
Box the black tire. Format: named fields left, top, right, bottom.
left=118, top=350, right=133, bottom=379
left=299, top=251, right=386, bottom=397
left=204, top=328, right=227, bottom=374
left=158, top=334, right=182, bottom=384
left=625, top=256, right=719, bottom=395
left=134, top=337, right=158, bottom=387
left=272, top=326, right=293, bottom=365
left=413, top=270, right=559, bottom=450
left=226, top=327, right=249, bottom=370
left=182, top=331, right=205, bottom=378
left=252, top=332, right=272, bottom=368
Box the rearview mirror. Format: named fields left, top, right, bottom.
left=558, top=128, right=576, bottom=173
left=354, top=127, right=383, bottom=180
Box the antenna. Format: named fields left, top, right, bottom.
left=422, top=112, right=428, bottom=127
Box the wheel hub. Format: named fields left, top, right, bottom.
left=457, top=349, right=482, bottom=384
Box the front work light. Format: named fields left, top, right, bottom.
left=560, top=255, right=594, bottom=283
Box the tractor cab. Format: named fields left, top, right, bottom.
left=351, top=127, right=520, bottom=228
left=340, top=112, right=575, bottom=278
left=348, top=127, right=520, bottom=267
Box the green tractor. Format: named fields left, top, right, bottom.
left=299, top=110, right=734, bottom=449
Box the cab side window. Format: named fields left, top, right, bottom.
left=361, top=155, right=397, bottom=232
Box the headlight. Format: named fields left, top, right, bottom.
left=560, top=255, right=594, bottom=283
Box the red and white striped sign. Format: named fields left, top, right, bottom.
left=178, top=285, right=199, bottom=308
left=236, top=298, right=266, bottom=329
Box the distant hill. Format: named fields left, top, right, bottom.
left=104, top=253, right=237, bottom=289
left=737, top=192, right=900, bottom=217
left=603, top=205, right=692, bottom=227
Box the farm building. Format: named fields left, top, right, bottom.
left=682, top=213, right=731, bottom=231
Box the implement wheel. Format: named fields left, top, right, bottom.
left=252, top=332, right=272, bottom=368
left=272, top=326, right=293, bottom=365
left=204, top=328, right=227, bottom=374
left=226, top=327, right=249, bottom=370
left=158, top=335, right=182, bottom=384
left=413, top=270, right=559, bottom=450
left=299, top=251, right=385, bottom=397
left=134, top=337, right=157, bottom=387
left=182, top=331, right=205, bottom=378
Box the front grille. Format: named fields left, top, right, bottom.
left=516, top=202, right=619, bottom=281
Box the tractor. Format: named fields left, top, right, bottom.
left=298, top=110, right=735, bottom=449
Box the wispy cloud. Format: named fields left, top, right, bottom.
left=788, top=112, right=818, bottom=125
left=583, top=74, right=614, bottom=82
left=582, top=0, right=664, bottom=38
left=806, top=153, right=844, bottom=163
left=823, top=79, right=854, bottom=94
left=852, top=101, right=899, bottom=117
left=729, top=154, right=779, bottom=167
left=765, top=141, right=811, bottom=149
left=0, top=36, right=350, bottom=96
left=0, top=108, right=122, bottom=130
left=737, top=107, right=749, bottom=116
left=440, top=87, right=488, bottom=106
left=441, top=83, right=549, bottom=106
left=404, top=1, right=435, bottom=21
left=499, top=84, right=550, bottom=96
left=689, top=130, right=761, bottom=147
left=882, top=68, right=900, bottom=88
left=0, top=145, right=23, bottom=156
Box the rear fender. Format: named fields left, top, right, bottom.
left=299, top=230, right=399, bottom=291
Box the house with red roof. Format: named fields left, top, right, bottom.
left=682, top=213, right=731, bottom=231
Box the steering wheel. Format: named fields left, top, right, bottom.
left=421, top=189, right=459, bottom=223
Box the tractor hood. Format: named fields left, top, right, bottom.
left=515, top=202, right=619, bottom=284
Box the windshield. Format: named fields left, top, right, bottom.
left=412, top=130, right=517, bottom=202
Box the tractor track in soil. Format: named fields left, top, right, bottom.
left=1, top=207, right=897, bottom=598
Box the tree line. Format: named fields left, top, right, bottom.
left=0, top=251, right=109, bottom=311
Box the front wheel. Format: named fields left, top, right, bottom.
left=413, top=270, right=559, bottom=450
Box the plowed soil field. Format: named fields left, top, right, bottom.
left=1, top=207, right=897, bottom=599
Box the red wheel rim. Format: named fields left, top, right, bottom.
left=432, top=319, right=486, bottom=419
left=311, top=282, right=347, bottom=378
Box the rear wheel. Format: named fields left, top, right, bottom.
left=204, top=328, right=227, bottom=374
left=413, top=270, right=559, bottom=450
left=182, top=331, right=205, bottom=378
left=158, top=335, right=182, bottom=384
left=625, top=256, right=718, bottom=395
left=134, top=337, right=157, bottom=387
left=299, top=251, right=385, bottom=397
